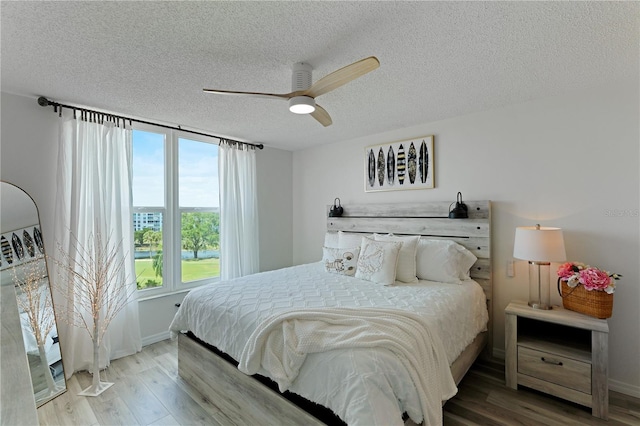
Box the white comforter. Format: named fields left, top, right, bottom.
left=169, top=262, right=488, bottom=425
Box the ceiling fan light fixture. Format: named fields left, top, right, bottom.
left=204, top=57, right=379, bottom=126
left=289, top=96, right=316, bottom=114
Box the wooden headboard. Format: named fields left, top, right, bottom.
left=326, top=201, right=492, bottom=348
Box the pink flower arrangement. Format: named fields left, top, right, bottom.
left=557, top=262, right=621, bottom=294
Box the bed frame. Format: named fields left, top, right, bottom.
left=178, top=201, right=492, bottom=425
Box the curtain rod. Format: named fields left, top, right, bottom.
left=37, top=96, right=264, bottom=150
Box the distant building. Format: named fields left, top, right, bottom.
left=133, top=212, right=162, bottom=232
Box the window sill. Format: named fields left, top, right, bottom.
left=137, top=288, right=192, bottom=302
left=136, top=276, right=219, bottom=302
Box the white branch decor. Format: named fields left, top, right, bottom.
left=12, top=259, right=62, bottom=397
left=53, top=231, right=136, bottom=396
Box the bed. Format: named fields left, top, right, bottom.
left=170, top=201, right=492, bottom=425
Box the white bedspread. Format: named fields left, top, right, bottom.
left=239, top=307, right=456, bottom=425
left=169, top=262, right=488, bottom=425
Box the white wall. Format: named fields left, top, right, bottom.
left=0, top=92, right=294, bottom=345
left=292, top=81, right=640, bottom=396
left=1, top=93, right=59, bottom=242
left=256, top=146, right=294, bottom=273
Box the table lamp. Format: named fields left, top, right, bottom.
left=513, top=224, right=566, bottom=310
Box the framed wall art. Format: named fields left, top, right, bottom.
left=364, top=135, right=434, bottom=192
left=0, top=225, right=45, bottom=271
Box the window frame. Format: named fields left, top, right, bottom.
left=132, top=122, right=220, bottom=299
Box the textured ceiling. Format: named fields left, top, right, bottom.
left=1, top=2, right=637, bottom=151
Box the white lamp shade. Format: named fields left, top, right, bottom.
left=513, top=226, right=567, bottom=262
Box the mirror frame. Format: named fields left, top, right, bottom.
left=0, top=181, right=67, bottom=407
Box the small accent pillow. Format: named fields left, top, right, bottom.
left=416, top=239, right=477, bottom=284
left=374, top=234, right=419, bottom=283
left=338, top=231, right=371, bottom=249
left=355, top=237, right=402, bottom=285
left=324, top=232, right=340, bottom=249
left=323, top=246, right=360, bottom=276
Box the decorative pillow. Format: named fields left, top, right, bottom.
left=324, top=232, right=340, bottom=249
left=338, top=231, right=371, bottom=249
left=355, top=237, right=402, bottom=285
left=416, top=239, right=477, bottom=284
left=323, top=246, right=360, bottom=276
left=374, top=234, right=419, bottom=283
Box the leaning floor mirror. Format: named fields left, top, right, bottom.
left=0, top=181, right=66, bottom=406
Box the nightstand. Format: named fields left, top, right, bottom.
left=505, top=301, right=609, bottom=419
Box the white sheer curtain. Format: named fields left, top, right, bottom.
left=218, top=141, right=260, bottom=280
left=52, top=115, right=141, bottom=378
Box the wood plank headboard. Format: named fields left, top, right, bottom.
left=326, top=201, right=492, bottom=349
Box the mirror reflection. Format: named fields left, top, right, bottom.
left=0, top=182, right=66, bottom=406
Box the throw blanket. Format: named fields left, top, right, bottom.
left=238, top=307, right=457, bottom=426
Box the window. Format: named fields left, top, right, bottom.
left=132, top=125, right=220, bottom=295
left=178, top=138, right=220, bottom=283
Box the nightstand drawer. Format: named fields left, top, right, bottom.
left=518, top=346, right=591, bottom=394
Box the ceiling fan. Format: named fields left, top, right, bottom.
left=203, top=56, right=380, bottom=127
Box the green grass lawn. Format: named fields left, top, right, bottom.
left=135, top=257, right=220, bottom=290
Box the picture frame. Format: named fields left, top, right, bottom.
left=364, top=135, right=434, bottom=192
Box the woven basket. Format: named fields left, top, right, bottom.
left=558, top=279, right=613, bottom=319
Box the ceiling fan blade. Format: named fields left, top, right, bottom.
left=304, top=56, right=380, bottom=98
left=203, top=88, right=293, bottom=101
left=310, top=104, right=332, bottom=127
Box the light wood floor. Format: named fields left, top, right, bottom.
left=37, top=339, right=640, bottom=425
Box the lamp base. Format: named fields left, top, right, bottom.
left=527, top=261, right=552, bottom=311
left=528, top=301, right=552, bottom=310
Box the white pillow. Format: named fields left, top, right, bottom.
left=324, top=232, right=340, bottom=249
left=374, top=234, right=419, bottom=283
left=338, top=231, right=371, bottom=249
left=416, top=239, right=477, bottom=284
left=355, top=237, right=402, bottom=285
left=322, top=246, right=360, bottom=276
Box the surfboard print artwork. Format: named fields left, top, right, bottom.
left=419, top=139, right=429, bottom=184
left=386, top=146, right=395, bottom=185
left=33, top=226, right=45, bottom=254
left=1, top=236, right=13, bottom=265
left=367, top=149, right=376, bottom=188
left=23, top=230, right=35, bottom=258
left=377, top=148, right=385, bottom=187
left=365, top=135, right=433, bottom=191
left=407, top=142, right=417, bottom=184
left=397, top=144, right=406, bottom=185
left=11, top=232, right=24, bottom=260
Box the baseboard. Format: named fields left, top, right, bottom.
left=609, top=379, right=640, bottom=398
left=492, top=346, right=639, bottom=398
left=142, top=331, right=171, bottom=347
left=112, top=346, right=141, bottom=360
left=492, top=347, right=505, bottom=360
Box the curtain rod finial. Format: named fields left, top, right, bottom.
left=257, top=144, right=264, bottom=150
left=37, top=96, right=51, bottom=107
